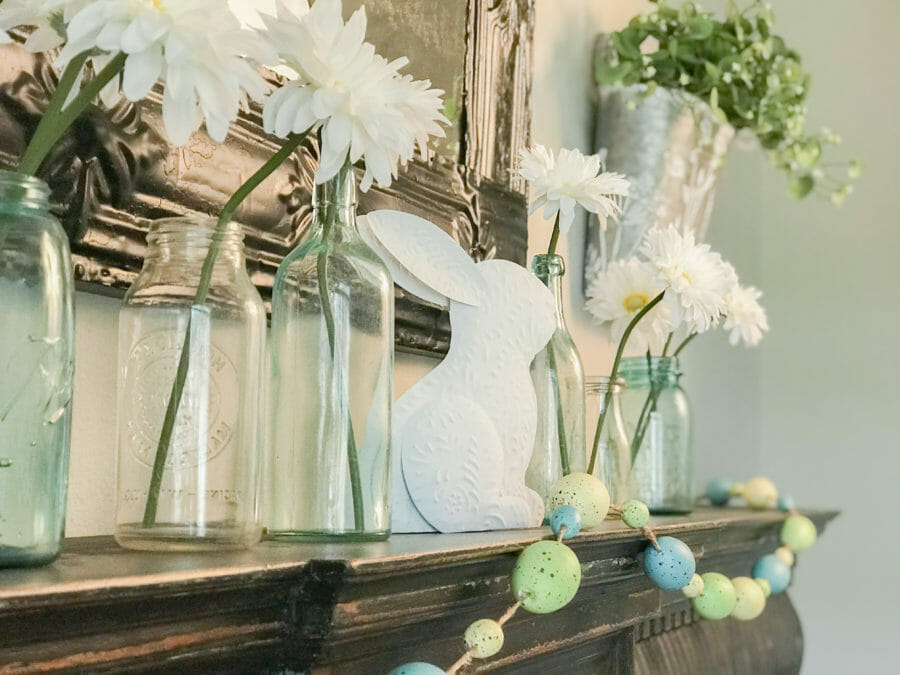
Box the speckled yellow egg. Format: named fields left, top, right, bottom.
left=682, top=573, right=704, bottom=598
left=548, top=472, right=610, bottom=528
left=743, top=477, right=778, bottom=509
left=780, top=514, right=817, bottom=552
left=464, top=619, right=504, bottom=658
left=691, top=572, right=737, bottom=620
left=730, top=576, right=767, bottom=621
left=511, top=540, right=582, bottom=614
left=774, top=546, right=795, bottom=566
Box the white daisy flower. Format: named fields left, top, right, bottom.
left=260, top=0, right=448, bottom=191
left=517, top=144, right=630, bottom=233
left=56, top=0, right=276, bottom=145
left=723, top=284, right=769, bottom=347
left=0, top=0, right=75, bottom=52
left=585, top=257, right=671, bottom=354
left=641, top=225, right=738, bottom=334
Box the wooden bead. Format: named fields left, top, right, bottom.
left=691, top=572, right=737, bottom=620
left=774, top=546, right=795, bottom=566
left=780, top=515, right=817, bottom=552
left=731, top=576, right=767, bottom=621
left=464, top=619, right=504, bottom=658
left=682, top=573, right=704, bottom=598
left=743, top=477, right=778, bottom=509
left=511, top=540, right=581, bottom=614
left=548, top=473, right=610, bottom=528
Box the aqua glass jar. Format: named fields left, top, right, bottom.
left=115, top=216, right=266, bottom=550
left=0, top=170, right=74, bottom=567
left=616, top=356, right=693, bottom=513
left=585, top=375, right=629, bottom=491
left=526, top=254, right=586, bottom=513
left=265, top=162, right=393, bottom=541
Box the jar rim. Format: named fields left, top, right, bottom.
left=147, top=215, right=244, bottom=243
left=0, top=169, right=51, bottom=209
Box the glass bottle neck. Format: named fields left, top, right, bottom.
left=619, top=356, right=681, bottom=388
left=532, top=254, right=567, bottom=329
left=312, top=162, right=358, bottom=241
left=145, top=216, right=246, bottom=269
left=0, top=169, right=51, bottom=216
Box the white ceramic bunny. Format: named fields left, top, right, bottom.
left=390, top=259, right=555, bottom=533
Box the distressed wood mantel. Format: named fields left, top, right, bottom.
left=0, top=508, right=836, bottom=673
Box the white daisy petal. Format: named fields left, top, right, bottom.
left=121, top=43, right=163, bottom=102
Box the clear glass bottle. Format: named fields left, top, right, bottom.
left=526, top=254, right=586, bottom=513
left=585, top=376, right=629, bottom=494
left=265, top=163, right=393, bottom=541
left=0, top=170, right=74, bottom=567
left=115, top=216, right=266, bottom=550
left=615, top=356, right=693, bottom=513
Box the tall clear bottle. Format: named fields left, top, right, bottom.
left=115, top=216, right=266, bottom=550
left=0, top=170, right=74, bottom=567
left=526, top=254, right=586, bottom=513
left=266, top=162, right=393, bottom=540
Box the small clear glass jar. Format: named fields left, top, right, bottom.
left=526, top=254, right=586, bottom=513
left=585, top=376, right=629, bottom=490
left=0, top=170, right=74, bottom=567
left=115, top=216, right=266, bottom=550
left=265, top=163, right=393, bottom=541
left=616, top=356, right=693, bottom=513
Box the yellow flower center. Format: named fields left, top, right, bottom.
left=622, top=293, right=648, bottom=313
left=152, top=0, right=165, bottom=10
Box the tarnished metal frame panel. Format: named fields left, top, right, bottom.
left=0, top=0, right=535, bottom=357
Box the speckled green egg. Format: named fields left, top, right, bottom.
left=730, top=576, right=767, bottom=621
left=621, top=499, right=650, bottom=529
left=548, top=473, right=610, bottom=528
left=511, top=540, right=582, bottom=614
left=691, top=572, right=737, bottom=620
left=780, top=514, right=817, bottom=552
left=464, top=618, right=505, bottom=658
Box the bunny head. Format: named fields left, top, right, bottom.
left=449, top=260, right=556, bottom=362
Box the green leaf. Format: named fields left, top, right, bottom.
left=787, top=174, right=815, bottom=199
left=612, top=28, right=642, bottom=60
left=689, top=17, right=714, bottom=40
left=704, top=62, right=721, bottom=81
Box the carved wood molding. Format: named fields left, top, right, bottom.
left=0, top=0, right=534, bottom=357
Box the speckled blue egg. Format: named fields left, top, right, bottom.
left=549, top=505, right=582, bottom=540
left=777, top=494, right=796, bottom=512
left=706, top=479, right=733, bottom=506
left=752, top=554, right=792, bottom=594
left=387, top=663, right=445, bottom=675
left=643, top=536, right=696, bottom=590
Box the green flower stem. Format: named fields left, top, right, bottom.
left=587, top=291, right=665, bottom=475
left=315, top=159, right=365, bottom=531
left=141, top=133, right=306, bottom=528
left=545, top=341, right=571, bottom=476
left=672, top=332, right=698, bottom=357
left=628, top=351, right=657, bottom=463
left=542, top=214, right=571, bottom=474
left=18, top=53, right=125, bottom=176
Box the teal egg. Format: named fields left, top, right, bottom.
left=643, top=536, right=696, bottom=590
left=511, top=540, right=582, bottom=614
left=549, top=505, right=582, bottom=540
left=753, top=554, right=791, bottom=594
left=706, top=479, right=733, bottom=506
left=691, top=572, right=737, bottom=620
left=387, top=663, right=444, bottom=675
left=548, top=472, right=610, bottom=527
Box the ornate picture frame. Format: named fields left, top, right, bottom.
left=0, top=0, right=534, bottom=356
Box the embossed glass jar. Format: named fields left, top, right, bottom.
left=0, top=170, right=74, bottom=567
left=613, top=356, right=693, bottom=514
left=526, top=254, right=586, bottom=514
left=265, top=163, right=393, bottom=541
left=115, top=216, right=266, bottom=550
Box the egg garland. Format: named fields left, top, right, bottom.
left=388, top=474, right=818, bottom=673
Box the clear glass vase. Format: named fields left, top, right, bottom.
left=614, top=356, right=693, bottom=513
left=526, top=254, right=586, bottom=514
left=115, top=216, right=266, bottom=550
left=0, top=170, right=74, bottom=567
left=265, top=163, right=393, bottom=541
left=585, top=376, right=629, bottom=491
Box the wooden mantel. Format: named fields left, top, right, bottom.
left=0, top=508, right=836, bottom=673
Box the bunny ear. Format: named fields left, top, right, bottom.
left=360, top=210, right=484, bottom=307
